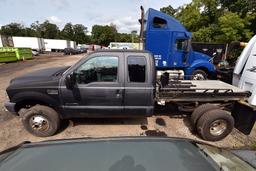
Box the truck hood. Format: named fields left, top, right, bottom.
left=9, top=66, right=69, bottom=86
left=193, top=51, right=212, bottom=62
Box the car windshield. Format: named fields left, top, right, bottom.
left=0, top=138, right=220, bottom=171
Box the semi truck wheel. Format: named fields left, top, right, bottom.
left=191, top=69, right=207, bottom=80
left=191, top=104, right=219, bottom=127
left=21, top=105, right=60, bottom=137
left=197, top=109, right=234, bottom=141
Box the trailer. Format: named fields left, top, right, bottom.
left=70, top=41, right=76, bottom=49
left=108, top=42, right=140, bottom=50
left=44, top=39, right=71, bottom=52
left=0, top=35, right=14, bottom=47
left=12, top=36, right=45, bottom=52
left=0, top=37, right=2, bottom=47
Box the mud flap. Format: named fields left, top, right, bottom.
left=231, top=101, right=256, bottom=135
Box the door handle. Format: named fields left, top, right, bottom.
left=116, top=89, right=122, bottom=98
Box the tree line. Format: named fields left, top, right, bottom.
left=1, top=0, right=255, bottom=46
left=161, top=0, right=256, bottom=43
left=0, top=21, right=139, bottom=46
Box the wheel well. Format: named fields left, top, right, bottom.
left=15, top=99, right=50, bottom=114
left=194, top=67, right=209, bottom=74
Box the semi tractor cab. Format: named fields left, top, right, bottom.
left=142, top=8, right=216, bottom=80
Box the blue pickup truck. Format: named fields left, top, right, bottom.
left=141, top=8, right=216, bottom=80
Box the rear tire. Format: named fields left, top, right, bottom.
left=21, top=105, right=60, bottom=137
left=190, top=69, right=207, bottom=80
left=191, top=104, right=219, bottom=127
left=197, top=109, right=234, bottom=141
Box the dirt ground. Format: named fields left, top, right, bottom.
left=0, top=53, right=255, bottom=152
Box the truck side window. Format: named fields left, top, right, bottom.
left=153, top=17, right=167, bottom=28
left=176, top=39, right=188, bottom=51
left=128, top=56, right=146, bottom=82
left=75, top=56, right=118, bottom=84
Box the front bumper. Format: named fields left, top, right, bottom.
left=4, top=101, right=17, bottom=114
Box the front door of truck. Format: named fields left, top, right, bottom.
left=60, top=53, right=124, bottom=117
left=171, top=32, right=189, bottom=68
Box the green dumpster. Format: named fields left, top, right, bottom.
left=16, top=48, right=33, bottom=60
left=0, top=48, right=18, bottom=63
left=0, top=47, right=32, bottom=63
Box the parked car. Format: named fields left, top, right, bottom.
left=63, top=48, right=78, bottom=55
left=32, top=49, right=39, bottom=56
left=118, top=45, right=131, bottom=50
left=0, top=137, right=255, bottom=171
left=79, top=47, right=87, bottom=53
left=64, top=48, right=87, bottom=55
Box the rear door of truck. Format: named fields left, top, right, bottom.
left=123, top=52, right=155, bottom=116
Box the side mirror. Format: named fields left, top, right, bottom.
left=65, top=73, right=75, bottom=89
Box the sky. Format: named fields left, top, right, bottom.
left=0, top=0, right=192, bottom=33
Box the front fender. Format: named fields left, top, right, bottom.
left=185, top=59, right=216, bottom=76
left=11, top=91, right=59, bottom=109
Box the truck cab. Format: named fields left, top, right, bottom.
left=60, top=50, right=155, bottom=117
left=5, top=50, right=156, bottom=120
left=143, top=8, right=216, bottom=80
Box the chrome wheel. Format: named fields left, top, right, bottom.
left=29, top=115, right=49, bottom=131
left=209, top=119, right=227, bottom=136
left=192, top=73, right=205, bottom=80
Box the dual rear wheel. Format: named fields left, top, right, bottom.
left=191, top=104, right=234, bottom=141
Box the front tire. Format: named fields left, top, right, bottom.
left=190, top=69, right=207, bottom=80
left=21, top=105, right=60, bottom=137
left=197, top=109, right=234, bottom=141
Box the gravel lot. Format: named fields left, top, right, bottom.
left=0, top=53, right=255, bottom=152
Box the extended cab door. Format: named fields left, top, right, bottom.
left=60, top=52, right=124, bottom=117
left=123, top=52, right=155, bottom=116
